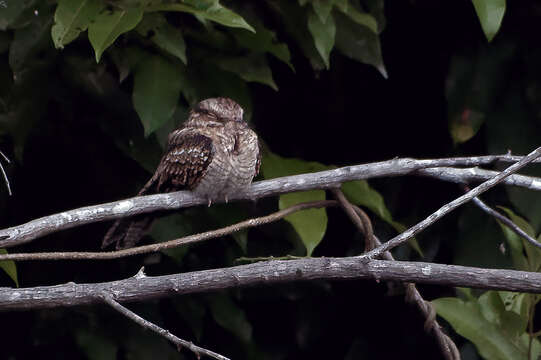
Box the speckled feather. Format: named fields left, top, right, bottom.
left=102, top=97, right=260, bottom=249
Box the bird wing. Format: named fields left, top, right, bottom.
left=141, top=130, right=214, bottom=194
left=102, top=131, right=214, bottom=249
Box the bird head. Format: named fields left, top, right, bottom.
left=194, top=97, right=244, bottom=123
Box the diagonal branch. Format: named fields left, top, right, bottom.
left=0, top=150, right=11, bottom=196
left=363, top=146, right=541, bottom=259
left=461, top=184, right=541, bottom=250
left=3, top=257, right=541, bottom=311
left=1, top=154, right=541, bottom=248
left=100, top=290, right=229, bottom=360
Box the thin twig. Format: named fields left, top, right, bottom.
left=2, top=155, right=541, bottom=248
left=0, top=150, right=12, bottom=196
left=330, top=188, right=375, bottom=252
left=100, top=291, right=229, bottom=360
left=362, top=146, right=541, bottom=259
left=331, top=188, right=459, bottom=360
left=0, top=200, right=338, bottom=262
left=461, top=185, right=541, bottom=250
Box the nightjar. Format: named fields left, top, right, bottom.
left=102, top=97, right=260, bottom=249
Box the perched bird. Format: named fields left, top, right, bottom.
left=102, top=97, right=261, bottom=249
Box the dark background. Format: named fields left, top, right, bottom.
left=1, top=1, right=541, bottom=359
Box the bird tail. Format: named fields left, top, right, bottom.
left=101, top=215, right=155, bottom=249
left=101, top=175, right=159, bottom=250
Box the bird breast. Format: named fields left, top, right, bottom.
left=193, top=123, right=259, bottom=200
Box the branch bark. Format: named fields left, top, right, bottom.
left=100, top=291, right=229, bottom=360
left=2, top=258, right=541, bottom=311
left=1, top=155, right=541, bottom=248
left=363, top=146, right=541, bottom=258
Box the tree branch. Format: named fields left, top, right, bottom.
left=1, top=154, right=541, bottom=249
left=363, top=146, right=541, bottom=259
left=417, top=167, right=541, bottom=190
left=331, top=188, right=459, bottom=360
left=100, top=290, right=229, bottom=360
left=0, top=150, right=11, bottom=196
left=2, top=257, right=541, bottom=311
left=0, top=200, right=338, bottom=262
left=461, top=185, right=541, bottom=249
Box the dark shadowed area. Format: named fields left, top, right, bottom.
left=1, top=1, right=541, bottom=359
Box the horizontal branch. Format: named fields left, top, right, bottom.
left=2, top=257, right=541, bottom=311
left=417, top=167, right=541, bottom=190
left=0, top=201, right=337, bottom=261
left=1, top=155, right=541, bottom=248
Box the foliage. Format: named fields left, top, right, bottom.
left=472, top=0, right=506, bottom=42
left=434, top=209, right=541, bottom=359
left=0, top=248, right=17, bottom=286
left=1, top=0, right=540, bottom=359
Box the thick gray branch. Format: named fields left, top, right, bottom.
left=1, top=155, right=541, bottom=248
left=2, top=258, right=541, bottom=311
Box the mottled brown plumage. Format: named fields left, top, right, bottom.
left=102, top=97, right=260, bottom=249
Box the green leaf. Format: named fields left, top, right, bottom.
left=261, top=152, right=328, bottom=256
left=497, top=206, right=541, bottom=272
left=433, top=297, right=533, bottom=360
left=0, top=249, right=18, bottom=286
left=280, top=190, right=327, bottom=256
left=478, top=291, right=527, bottom=340
left=109, top=46, right=145, bottom=83
left=132, top=55, right=184, bottom=136
left=216, top=55, right=278, bottom=90
left=334, top=11, right=387, bottom=78
left=342, top=180, right=392, bottom=223
left=148, top=2, right=255, bottom=33
left=311, top=0, right=333, bottom=23
left=339, top=6, right=378, bottom=34
left=342, top=180, right=422, bottom=256
left=278, top=0, right=326, bottom=71
left=499, top=291, right=530, bottom=318
left=231, top=25, right=293, bottom=70
left=307, top=9, right=335, bottom=69
left=478, top=291, right=505, bottom=325
left=472, top=0, right=506, bottom=42
left=207, top=294, right=252, bottom=343
left=88, top=7, right=143, bottom=62
left=181, top=0, right=219, bottom=11
left=334, top=0, right=348, bottom=13
left=449, top=108, right=485, bottom=144
left=136, top=13, right=187, bottom=64
left=51, top=0, right=105, bottom=49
